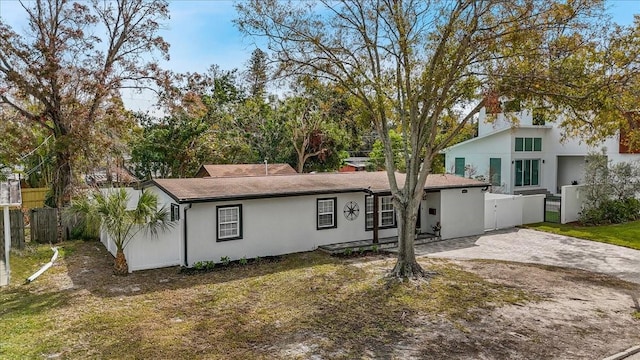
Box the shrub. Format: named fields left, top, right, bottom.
left=220, top=256, right=231, bottom=266
left=580, top=198, right=640, bottom=225
left=239, top=257, right=248, bottom=265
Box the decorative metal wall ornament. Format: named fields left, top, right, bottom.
left=343, top=201, right=359, bottom=220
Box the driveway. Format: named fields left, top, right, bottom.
left=410, top=228, right=640, bottom=284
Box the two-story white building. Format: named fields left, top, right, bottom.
left=443, top=107, right=640, bottom=195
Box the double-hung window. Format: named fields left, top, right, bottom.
left=380, top=197, right=396, bottom=227
left=365, top=195, right=396, bottom=230
left=217, top=205, right=242, bottom=241
left=317, top=198, right=337, bottom=229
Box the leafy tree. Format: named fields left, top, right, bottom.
left=0, top=0, right=169, bottom=207
left=236, top=0, right=629, bottom=278
left=67, top=188, right=172, bottom=275
left=369, top=130, right=405, bottom=172
left=129, top=113, right=213, bottom=179
left=234, top=97, right=294, bottom=165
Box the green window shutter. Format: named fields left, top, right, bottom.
left=524, top=138, right=533, bottom=151
left=515, top=160, right=523, bottom=186
left=531, top=160, right=540, bottom=185
left=454, top=158, right=465, bottom=177
left=489, top=158, right=501, bottom=186
left=533, top=138, right=542, bottom=151
left=515, top=138, right=523, bottom=152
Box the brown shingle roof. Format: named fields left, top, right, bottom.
left=151, top=171, right=487, bottom=203
left=195, top=163, right=297, bottom=178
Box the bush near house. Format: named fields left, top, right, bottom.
left=579, top=151, right=640, bottom=225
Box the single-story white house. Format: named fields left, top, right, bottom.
left=102, top=171, right=488, bottom=272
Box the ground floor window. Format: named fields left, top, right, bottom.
left=317, top=198, right=337, bottom=229
left=454, top=157, right=465, bottom=177
left=514, top=159, right=540, bottom=187
left=365, top=195, right=397, bottom=230
left=489, top=158, right=501, bottom=186
left=217, top=205, right=242, bottom=241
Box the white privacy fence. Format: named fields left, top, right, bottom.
left=484, top=193, right=545, bottom=231
left=560, top=185, right=584, bottom=224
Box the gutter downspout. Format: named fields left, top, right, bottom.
left=183, top=203, right=192, bottom=267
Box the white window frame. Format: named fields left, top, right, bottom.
left=380, top=196, right=396, bottom=227
left=365, top=196, right=374, bottom=230
left=365, top=195, right=397, bottom=230
left=317, top=198, right=336, bottom=229
left=217, top=205, right=242, bottom=241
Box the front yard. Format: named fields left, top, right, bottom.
left=1, top=240, right=639, bottom=359
left=526, top=220, right=640, bottom=250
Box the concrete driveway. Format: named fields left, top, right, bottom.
left=410, top=228, right=640, bottom=284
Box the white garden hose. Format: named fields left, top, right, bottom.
left=26, top=247, right=58, bottom=283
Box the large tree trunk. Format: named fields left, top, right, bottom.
left=114, top=249, right=129, bottom=275
left=389, top=202, right=426, bottom=279
left=52, top=146, right=73, bottom=209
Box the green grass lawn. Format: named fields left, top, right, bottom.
left=0, top=240, right=533, bottom=359
left=526, top=220, right=640, bottom=250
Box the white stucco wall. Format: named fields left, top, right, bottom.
left=443, top=130, right=512, bottom=188
left=440, top=188, right=484, bottom=239
left=484, top=193, right=523, bottom=230
left=478, top=108, right=534, bottom=137
left=522, top=194, right=545, bottom=224
left=184, top=192, right=398, bottom=266
left=561, top=185, right=585, bottom=224
left=100, top=186, right=183, bottom=272
left=422, top=192, right=441, bottom=234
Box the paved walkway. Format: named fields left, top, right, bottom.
left=405, top=228, right=640, bottom=284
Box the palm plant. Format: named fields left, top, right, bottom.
left=67, top=188, right=172, bottom=275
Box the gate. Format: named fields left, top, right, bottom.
left=30, top=208, right=59, bottom=244
left=544, top=195, right=561, bottom=223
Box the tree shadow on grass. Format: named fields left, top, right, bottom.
left=62, top=240, right=342, bottom=299
left=0, top=287, right=72, bottom=318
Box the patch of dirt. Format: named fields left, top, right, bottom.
left=41, top=242, right=640, bottom=359
left=389, top=259, right=640, bottom=359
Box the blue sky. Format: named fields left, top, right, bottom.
left=0, top=0, right=639, bottom=111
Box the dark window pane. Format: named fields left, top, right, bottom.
left=533, top=138, right=542, bottom=151
left=489, top=158, right=501, bottom=186
left=455, top=158, right=465, bottom=177
left=515, top=138, right=523, bottom=152
left=524, top=160, right=531, bottom=186
left=515, top=160, right=523, bottom=186
left=524, top=138, right=533, bottom=151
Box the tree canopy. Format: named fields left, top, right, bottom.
left=236, top=0, right=639, bottom=278
left=0, top=0, right=169, bottom=206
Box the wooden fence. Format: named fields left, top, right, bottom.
left=31, top=208, right=59, bottom=244
left=21, top=188, right=48, bottom=210
left=0, top=209, right=25, bottom=250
